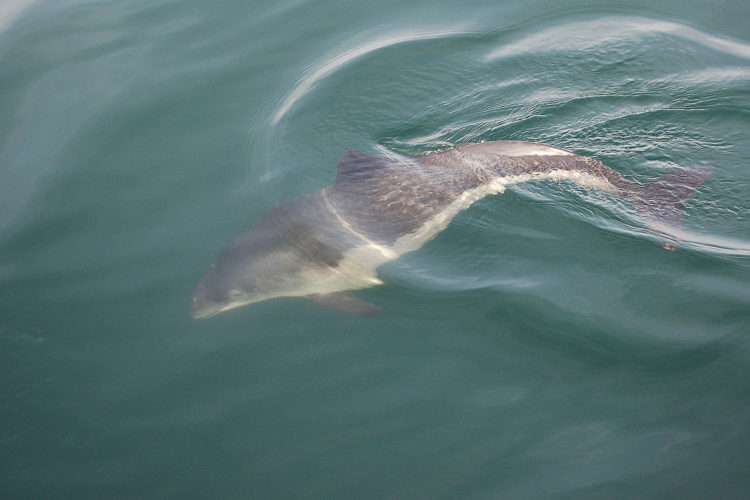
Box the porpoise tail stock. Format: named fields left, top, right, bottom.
left=191, top=141, right=711, bottom=319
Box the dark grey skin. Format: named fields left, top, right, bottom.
left=191, top=141, right=711, bottom=319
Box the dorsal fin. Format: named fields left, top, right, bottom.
left=336, top=150, right=391, bottom=183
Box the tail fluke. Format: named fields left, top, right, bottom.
left=629, top=165, right=713, bottom=249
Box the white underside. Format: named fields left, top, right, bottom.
left=289, top=169, right=616, bottom=298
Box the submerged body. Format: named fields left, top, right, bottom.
left=191, top=141, right=710, bottom=319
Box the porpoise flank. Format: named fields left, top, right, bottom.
left=191, top=141, right=711, bottom=319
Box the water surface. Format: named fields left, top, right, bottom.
left=2, top=0, right=750, bottom=497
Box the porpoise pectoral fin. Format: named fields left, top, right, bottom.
left=308, top=292, right=382, bottom=316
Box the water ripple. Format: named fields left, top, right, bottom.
left=270, top=24, right=475, bottom=126
left=0, top=0, right=36, bottom=32
left=485, top=16, right=750, bottom=61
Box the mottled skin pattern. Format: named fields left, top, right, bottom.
left=328, top=146, right=639, bottom=245
left=422, top=143, right=633, bottom=187
left=191, top=141, right=710, bottom=319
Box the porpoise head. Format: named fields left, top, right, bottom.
left=191, top=259, right=261, bottom=320
left=191, top=211, right=344, bottom=319
left=192, top=238, right=306, bottom=319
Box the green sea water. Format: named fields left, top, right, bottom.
left=2, top=0, right=750, bottom=497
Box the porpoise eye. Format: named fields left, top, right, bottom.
left=229, top=290, right=244, bottom=299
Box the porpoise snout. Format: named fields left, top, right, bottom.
left=190, top=273, right=224, bottom=320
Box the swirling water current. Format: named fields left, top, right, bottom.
left=1, top=0, right=749, bottom=497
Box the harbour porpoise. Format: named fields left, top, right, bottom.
left=191, top=141, right=711, bottom=319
